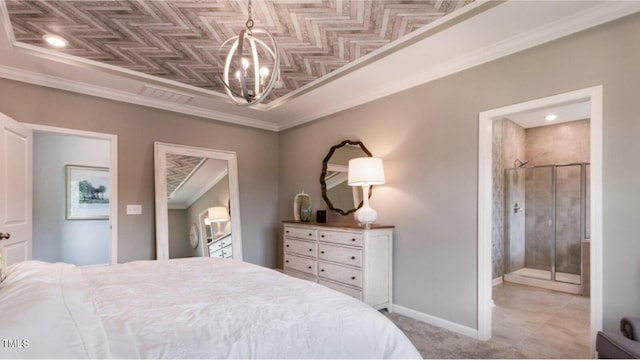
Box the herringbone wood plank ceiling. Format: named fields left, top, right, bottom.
left=6, top=0, right=473, bottom=103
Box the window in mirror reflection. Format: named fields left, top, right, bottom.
left=166, top=154, right=231, bottom=259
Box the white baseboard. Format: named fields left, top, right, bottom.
left=392, top=304, right=479, bottom=339
left=492, top=277, right=503, bottom=286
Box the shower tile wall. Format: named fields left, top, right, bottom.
left=503, top=120, right=526, bottom=273
left=491, top=120, right=504, bottom=279
left=523, top=119, right=590, bottom=274
left=506, top=168, right=526, bottom=272
left=492, top=119, right=525, bottom=278
left=525, top=119, right=590, bottom=165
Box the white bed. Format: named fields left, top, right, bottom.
left=0, top=257, right=421, bottom=358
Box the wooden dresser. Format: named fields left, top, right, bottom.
left=282, top=221, right=394, bottom=311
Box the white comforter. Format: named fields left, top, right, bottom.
left=0, top=258, right=420, bottom=359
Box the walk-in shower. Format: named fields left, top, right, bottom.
left=503, top=162, right=590, bottom=294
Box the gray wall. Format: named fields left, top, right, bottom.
left=278, top=13, right=640, bottom=331
left=168, top=209, right=189, bottom=259
left=0, top=78, right=280, bottom=268
left=33, top=132, right=110, bottom=266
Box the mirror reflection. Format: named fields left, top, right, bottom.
left=155, top=142, right=242, bottom=261
left=320, top=140, right=372, bottom=215
left=167, top=155, right=231, bottom=259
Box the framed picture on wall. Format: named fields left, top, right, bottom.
left=66, top=165, right=110, bottom=220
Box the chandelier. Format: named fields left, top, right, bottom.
left=218, top=0, right=280, bottom=106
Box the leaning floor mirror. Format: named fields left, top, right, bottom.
left=154, top=142, right=242, bottom=261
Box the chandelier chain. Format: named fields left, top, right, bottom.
left=246, top=0, right=254, bottom=30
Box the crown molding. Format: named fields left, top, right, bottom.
left=0, top=64, right=279, bottom=131
left=276, top=1, right=640, bottom=131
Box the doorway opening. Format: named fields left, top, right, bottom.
left=477, top=86, right=602, bottom=356
left=30, top=124, right=118, bottom=266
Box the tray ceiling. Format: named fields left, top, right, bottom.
left=4, top=0, right=472, bottom=103
left=1, top=1, right=638, bottom=130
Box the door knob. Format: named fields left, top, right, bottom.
left=0, top=232, right=10, bottom=240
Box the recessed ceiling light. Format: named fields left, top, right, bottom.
left=42, top=34, right=68, bottom=48
left=545, top=114, right=558, bottom=121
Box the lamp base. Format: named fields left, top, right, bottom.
left=354, top=205, right=378, bottom=228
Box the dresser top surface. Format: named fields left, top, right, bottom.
left=283, top=220, right=394, bottom=230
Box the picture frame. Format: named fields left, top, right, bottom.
left=66, top=165, right=110, bottom=220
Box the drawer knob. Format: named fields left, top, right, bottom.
left=285, top=260, right=289, bottom=263
left=351, top=256, right=356, bottom=260
left=320, top=269, right=325, bottom=272
left=286, top=230, right=289, bottom=233
left=351, top=276, right=356, bottom=280
left=320, top=251, right=325, bottom=254
left=286, top=244, right=289, bottom=247
left=309, top=248, right=313, bottom=252
left=308, top=266, right=312, bottom=269
left=351, top=238, right=356, bottom=242
left=321, top=234, right=325, bottom=238
left=308, top=233, right=312, bottom=236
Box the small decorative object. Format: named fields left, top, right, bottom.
left=348, top=157, right=385, bottom=228
left=294, top=190, right=312, bottom=222
left=66, top=165, right=110, bottom=220
left=316, top=210, right=327, bottom=223
left=189, top=223, right=199, bottom=249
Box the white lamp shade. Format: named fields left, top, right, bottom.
left=207, top=206, right=230, bottom=223
left=348, top=157, right=385, bottom=186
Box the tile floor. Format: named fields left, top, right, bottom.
left=492, top=282, right=591, bottom=358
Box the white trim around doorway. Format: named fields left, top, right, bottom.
left=477, top=85, right=602, bottom=357
left=28, top=124, right=118, bottom=265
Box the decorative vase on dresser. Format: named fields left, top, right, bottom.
left=282, top=221, right=394, bottom=311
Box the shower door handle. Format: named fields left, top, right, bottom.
left=513, top=203, right=523, bottom=213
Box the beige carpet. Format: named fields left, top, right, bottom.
left=385, top=311, right=526, bottom=359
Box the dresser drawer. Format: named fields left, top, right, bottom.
left=210, top=245, right=232, bottom=259
left=319, top=279, right=362, bottom=300
left=284, top=238, right=317, bottom=257
left=318, top=261, right=362, bottom=288
left=285, top=269, right=317, bottom=283
left=319, top=230, right=363, bottom=247
left=284, top=253, right=317, bottom=276
left=318, top=243, right=362, bottom=267
left=284, top=226, right=318, bottom=240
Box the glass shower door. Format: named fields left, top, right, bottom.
left=554, top=164, right=583, bottom=285
left=505, top=166, right=554, bottom=281
left=523, top=166, right=554, bottom=280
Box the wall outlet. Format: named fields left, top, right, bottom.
left=126, top=205, right=142, bottom=215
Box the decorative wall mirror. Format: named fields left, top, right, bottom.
left=320, top=140, right=372, bottom=215
left=154, top=142, right=242, bottom=261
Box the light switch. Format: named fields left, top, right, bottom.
left=126, top=205, right=142, bottom=215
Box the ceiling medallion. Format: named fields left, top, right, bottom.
left=218, top=0, right=280, bottom=106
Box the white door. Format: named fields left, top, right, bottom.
left=0, top=112, right=32, bottom=266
